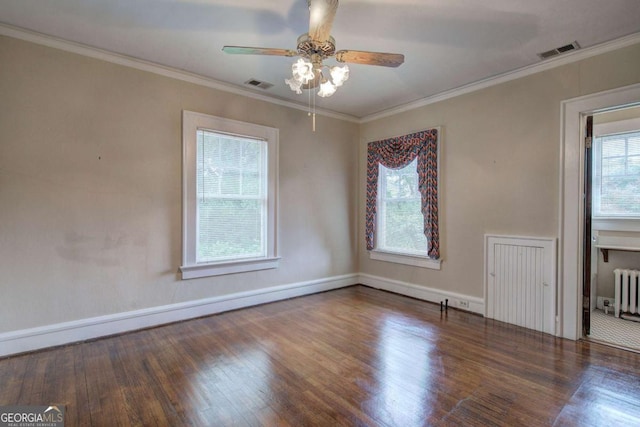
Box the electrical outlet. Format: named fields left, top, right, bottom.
left=459, top=300, right=469, bottom=309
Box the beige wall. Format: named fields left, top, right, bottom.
left=2, top=32, right=640, bottom=337
left=359, top=43, right=640, bottom=300
left=0, top=35, right=359, bottom=333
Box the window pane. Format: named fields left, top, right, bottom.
left=382, top=200, right=427, bottom=252
left=384, top=173, right=399, bottom=198
left=599, top=176, right=640, bottom=215
left=382, top=165, right=419, bottom=199
left=197, top=132, right=221, bottom=196
left=602, top=157, right=625, bottom=176
left=197, top=199, right=263, bottom=262
left=393, top=171, right=418, bottom=198
left=220, top=169, right=241, bottom=195
left=602, top=137, right=625, bottom=157
left=629, top=136, right=640, bottom=155
left=242, top=171, right=260, bottom=196
left=242, top=140, right=261, bottom=168
left=220, top=137, right=241, bottom=164
left=629, top=156, right=640, bottom=174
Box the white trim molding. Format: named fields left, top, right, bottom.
left=181, top=257, right=281, bottom=279
left=1, top=23, right=638, bottom=123
left=559, top=82, right=640, bottom=340
left=369, top=250, right=441, bottom=270
left=0, top=274, right=358, bottom=358
left=181, top=111, right=280, bottom=279
left=362, top=32, right=640, bottom=123
left=0, top=23, right=359, bottom=124
left=0, top=273, right=488, bottom=357
left=358, top=273, right=484, bottom=315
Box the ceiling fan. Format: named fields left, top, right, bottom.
left=222, top=0, right=404, bottom=98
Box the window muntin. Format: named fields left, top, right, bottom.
left=377, top=159, right=429, bottom=256
left=594, top=130, right=640, bottom=217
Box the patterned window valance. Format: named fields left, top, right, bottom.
left=366, top=129, right=439, bottom=259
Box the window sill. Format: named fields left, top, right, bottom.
left=369, top=250, right=441, bottom=270
left=180, top=257, right=280, bottom=279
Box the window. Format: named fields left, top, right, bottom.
left=593, top=130, right=640, bottom=218
left=377, top=159, right=429, bottom=256
left=181, top=111, right=279, bottom=279
left=196, top=131, right=265, bottom=262
left=366, top=129, right=440, bottom=269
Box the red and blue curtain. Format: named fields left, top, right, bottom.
left=366, top=129, right=439, bottom=259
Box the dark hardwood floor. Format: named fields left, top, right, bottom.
left=1, top=285, right=640, bottom=426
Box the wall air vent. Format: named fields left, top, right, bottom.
left=244, top=79, right=274, bottom=90
left=537, top=41, right=581, bottom=60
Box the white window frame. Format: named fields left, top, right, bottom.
left=593, top=117, right=640, bottom=232
left=181, top=111, right=279, bottom=279
left=369, top=130, right=442, bottom=270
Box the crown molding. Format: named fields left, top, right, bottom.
left=361, top=32, right=640, bottom=123
left=1, top=23, right=639, bottom=125
left=0, top=23, right=360, bottom=124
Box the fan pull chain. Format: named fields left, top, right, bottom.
left=312, top=86, right=316, bottom=132
left=308, top=81, right=311, bottom=117
left=307, top=82, right=311, bottom=119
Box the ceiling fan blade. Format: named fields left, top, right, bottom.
left=335, top=50, right=405, bottom=67
left=222, top=46, right=298, bottom=57
left=308, top=0, right=339, bottom=43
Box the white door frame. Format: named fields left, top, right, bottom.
left=559, top=82, right=640, bottom=340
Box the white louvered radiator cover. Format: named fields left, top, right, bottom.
left=485, top=235, right=557, bottom=335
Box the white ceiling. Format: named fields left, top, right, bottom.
left=1, top=0, right=640, bottom=119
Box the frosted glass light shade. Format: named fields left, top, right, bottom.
left=330, top=65, right=349, bottom=87
left=317, top=79, right=337, bottom=97
left=285, top=77, right=303, bottom=94
left=291, top=58, right=315, bottom=84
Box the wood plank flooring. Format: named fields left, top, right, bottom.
left=1, top=285, right=640, bottom=426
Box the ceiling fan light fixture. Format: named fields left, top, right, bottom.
left=222, top=0, right=403, bottom=130
left=291, top=58, right=315, bottom=84
left=329, top=65, right=349, bottom=87
left=317, top=79, right=337, bottom=98
left=285, top=77, right=303, bottom=94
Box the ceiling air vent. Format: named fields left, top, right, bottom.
left=244, top=79, right=273, bottom=90
left=537, top=41, right=581, bottom=60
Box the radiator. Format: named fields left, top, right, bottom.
left=485, top=235, right=556, bottom=335
left=614, top=268, right=640, bottom=318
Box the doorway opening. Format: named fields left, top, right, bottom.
left=585, top=105, right=640, bottom=351
left=560, top=82, right=640, bottom=343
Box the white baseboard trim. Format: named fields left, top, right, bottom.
left=0, top=273, right=485, bottom=357
left=0, top=274, right=358, bottom=358
left=358, top=273, right=485, bottom=315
